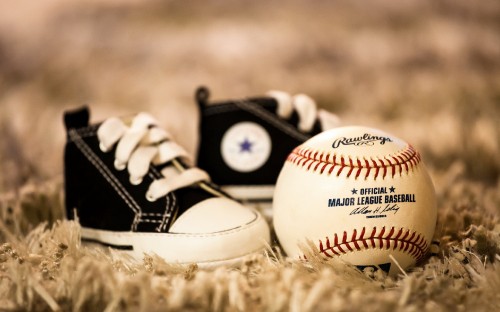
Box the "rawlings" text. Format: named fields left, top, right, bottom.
left=332, top=133, right=392, bottom=149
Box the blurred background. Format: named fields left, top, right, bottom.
left=0, top=0, right=499, bottom=193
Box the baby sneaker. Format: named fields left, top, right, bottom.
left=195, top=87, right=341, bottom=216
left=63, top=107, right=270, bottom=266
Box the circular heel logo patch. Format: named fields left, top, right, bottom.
left=221, top=122, right=272, bottom=172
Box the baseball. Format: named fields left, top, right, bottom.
left=273, top=126, right=437, bottom=276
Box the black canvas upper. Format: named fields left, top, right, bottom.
left=195, top=87, right=323, bottom=186
left=64, top=106, right=213, bottom=233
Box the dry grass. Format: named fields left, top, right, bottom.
left=0, top=178, right=499, bottom=311
left=0, top=0, right=499, bottom=310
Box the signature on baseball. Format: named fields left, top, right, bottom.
left=350, top=203, right=400, bottom=218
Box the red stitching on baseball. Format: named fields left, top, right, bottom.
left=287, top=145, right=420, bottom=180
left=364, top=158, right=371, bottom=179
left=380, top=159, right=387, bottom=179
left=320, top=163, right=328, bottom=174
left=318, top=226, right=428, bottom=262
left=355, top=159, right=362, bottom=179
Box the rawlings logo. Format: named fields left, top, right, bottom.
left=332, top=133, right=392, bottom=149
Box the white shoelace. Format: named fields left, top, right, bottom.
left=266, top=90, right=340, bottom=132
left=97, top=113, right=210, bottom=202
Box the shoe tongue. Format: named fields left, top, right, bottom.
left=154, top=159, right=216, bottom=217
left=174, top=186, right=214, bottom=217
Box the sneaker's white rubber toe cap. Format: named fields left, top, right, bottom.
left=81, top=198, right=270, bottom=266
left=170, top=197, right=259, bottom=234
left=164, top=197, right=270, bottom=265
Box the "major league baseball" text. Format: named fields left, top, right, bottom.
left=327, top=186, right=416, bottom=208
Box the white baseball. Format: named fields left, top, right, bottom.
left=273, top=126, right=437, bottom=276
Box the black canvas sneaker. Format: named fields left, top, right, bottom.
left=195, top=87, right=341, bottom=216
left=63, top=107, right=270, bottom=266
